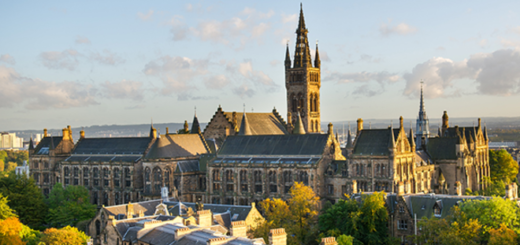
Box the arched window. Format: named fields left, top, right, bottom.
left=164, top=167, right=171, bottom=190
left=226, top=170, right=233, bottom=182
left=95, top=220, right=101, bottom=235
left=145, top=168, right=151, bottom=194
left=33, top=161, right=39, bottom=169
left=64, top=167, right=70, bottom=177
left=113, top=168, right=120, bottom=187
left=213, top=170, right=220, bottom=181
left=103, top=167, right=109, bottom=187
left=153, top=167, right=162, bottom=194
left=283, top=171, right=293, bottom=193
left=268, top=171, right=276, bottom=183
left=240, top=170, right=248, bottom=193
left=103, top=192, right=108, bottom=206
left=115, top=192, right=120, bottom=205
left=299, top=171, right=309, bottom=185
left=291, top=93, right=297, bottom=112
left=73, top=167, right=79, bottom=177
left=93, top=167, right=99, bottom=178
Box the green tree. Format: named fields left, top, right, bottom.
left=0, top=172, right=47, bottom=229
left=489, top=149, right=518, bottom=183
left=488, top=223, right=518, bottom=245
left=0, top=193, right=17, bottom=219
left=6, top=162, right=17, bottom=172
left=458, top=196, right=520, bottom=234
left=46, top=183, right=97, bottom=228
left=336, top=234, right=354, bottom=245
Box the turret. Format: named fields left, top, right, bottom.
left=327, top=122, right=333, bottom=135
left=409, top=127, right=415, bottom=150
left=314, top=43, right=321, bottom=68
left=442, top=111, right=449, bottom=136
left=285, top=44, right=291, bottom=69
left=293, top=112, right=306, bottom=135
left=416, top=82, right=430, bottom=149
left=191, top=113, right=201, bottom=134
left=80, top=130, right=85, bottom=139
left=28, top=137, right=34, bottom=155
left=238, top=112, right=253, bottom=135
left=293, top=3, right=312, bottom=68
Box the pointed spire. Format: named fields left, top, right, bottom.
left=29, top=137, right=34, bottom=150
left=389, top=126, right=396, bottom=149
left=49, top=135, right=55, bottom=150
left=346, top=128, right=353, bottom=149
left=409, top=127, right=415, bottom=150
left=292, top=111, right=306, bottom=135
left=238, top=112, right=253, bottom=135
left=149, top=118, right=155, bottom=138
left=484, top=125, right=489, bottom=142
left=191, top=113, right=201, bottom=134
left=293, top=3, right=312, bottom=68
left=285, top=43, right=291, bottom=69
left=419, top=81, right=427, bottom=120
left=314, top=41, right=321, bottom=68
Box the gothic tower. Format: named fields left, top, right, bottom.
left=285, top=4, right=321, bottom=133
left=415, top=82, right=430, bottom=149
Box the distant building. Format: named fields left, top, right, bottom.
left=15, top=160, right=30, bottom=177
left=0, top=132, right=24, bottom=149
left=489, top=141, right=518, bottom=149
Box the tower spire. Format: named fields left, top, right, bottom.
left=314, top=41, right=320, bottom=68
left=293, top=3, right=312, bottom=68
left=415, top=80, right=430, bottom=149
left=285, top=43, right=291, bottom=69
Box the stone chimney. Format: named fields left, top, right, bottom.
left=230, top=221, right=247, bottom=238
left=67, top=125, right=72, bottom=139
left=166, top=127, right=169, bottom=134
left=152, top=128, right=158, bottom=138
left=126, top=203, right=134, bottom=218
left=197, top=210, right=213, bottom=227
left=320, top=237, right=338, bottom=245
left=269, top=228, right=287, bottom=245
left=455, top=181, right=462, bottom=196
left=357, top=118, right=363, bottom=134
left=80, top=130, right=85, bottom=139
left=44, top=128, right=48, bottom=137
left=175, top=227, right=191, bottom=240
left=62, top=128, right=70, bottom=140
left=138, top=210, right=144, bottom=218
left=327, top=123, right=333, bottom=135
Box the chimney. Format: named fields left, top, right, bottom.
left=357, top=118, right=363, bottom=133
left=175, top=227, right=191, bottom=240
left=152, top=128, right=157, bottom=138
left=399, top=116, right=403, bottom=129
left=269, top=228, right=287, bottom=245
left=44, top=128, right=48, bottom=137
left=230, top=221, right=247, bottom=238
left=80, top=130, right=85, bottom=139
left=62, top=128, right=70, bottom=140
left=454, top=181, right=462, bottom=196
left=126, top=203, right=134, bottom=218
left=138, top=210, right=144, bottom=218
left=166, top=127, right=169, bottom=134
left=442, top=111, right=449, bottom=136
left=207, top=237, right=228, bottom=245
left=67, top=125, right=72, bottom=139
left=197, top=210, right=213, bottom=227
left=327, top=123, right=333, bottom=135
left=320, top=237, right=338, bottom=245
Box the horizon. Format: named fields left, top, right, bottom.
left=2, top=1, right=520, bottom=131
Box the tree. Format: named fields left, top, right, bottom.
left=336, top=234, right=354, bottom=245
left=0, top=193, right=17, bottom=219
left=458, top=196, right=520, bottom=234
left=0, top=217, right=25, bottom=245
left=46, top=183, right=97, bottom=228
left=0, top=159, right=4, bottom=172
left=0, top=172, right=47, bottom=229
left=488, top=223, right=518, bottom=245
left=6, top=162, right=17, bottom=172
left=489, top=149, right=518, bottom=183
left=41, top=226, right=89, bottom=245
left=252, top=182, right=319, bottom=245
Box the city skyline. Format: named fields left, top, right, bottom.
left=2, top=1, right=520, bottom=131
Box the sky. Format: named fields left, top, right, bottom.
left=1, top=1, right=520, bottom=131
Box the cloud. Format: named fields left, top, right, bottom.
left=233, top=84, right=255, bottom=98
left=0, top=54, right=15, bottom=65
left=325, top=71, right=400, bottom=84
left=501, top=39, right=520, bottom=49
left=167, top=15, right=189, bottom=41
left=352, top=84, right=383, bottom=97
left=101, top=80, right=144, bottom=101
left=39, top=49, right=80, bottom=71
left=204, top=74, right=229, bottom=90
left=0, top=65, right=98, bottom=109
left=137, top=10, right=154, bottom=21
left=479, top=39, right=488, bottom=48
left=379, top=21, right=417, bottom=37
left=90, top=50, right=125, bottom=65
left=75, top=36, right=91, bottom=44
left=281, top=13, right=297, bottom=24
left=403, top=49, right=520, bottom=98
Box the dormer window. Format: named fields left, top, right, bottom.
left=433, top=201, right=442, bottom=217
left=399, top=206, right=405, bottom=213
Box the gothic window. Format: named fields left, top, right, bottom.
left=73, top=167, right=79, bottom=177
left=145, top=168, right=151, bottom=194
left=44, top=161, right=49, bottom=169
left=199, top=177, right=206, bottom=191
left=283, top=171, right=293, bottom=193
left=240, top=170, right=248, bottom=193
left=164, top=167, right=171, bottom=190
left=213, top=170, right=221, bottom=181
left=291, top=93, right=297, bottom=112
left=93, top=192, right=98, bottom=205
left=342, top=168, right=347, bottom=177
left=103, top=167, right=109, bottom=187
left=33, top=161, right=39, bottom=169
left=299, top=171, right=308, bottom=185
left=64, top=167, right=70, bottom=177
left=254, top=171, right=262, bottom=193
left=43, top=173, right=49, bottom=183
left=153, top=167, right=162, bottom=195
left=83, top=167, right=89, bottom=177
left=93, top=167, right=99, bottom=178
left=33, top=173, right=40, bottom=183
left=327, top=184, right=334, bottom=195
left=356, top=164, right=359, bottom=176
left=270, top=184, right=277, bottom=193
left=268, top=171, right=277, bottom=183
left=225, top=170, right=234, bottom=182
left=43, top=188, right=49, bottom=197
left=124, top=193, right=130, bottom=203
left=95, top=220, right=101, bottom=235
left=114, top=168, right=120, bottom=187
left=114, top=192, right=120, bottom=205
left=213, top=183, right=221, bottom=192
left=103, top=192, right=108, bottom=206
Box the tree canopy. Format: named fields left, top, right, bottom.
left=46, top=183, right=97, bottom=228
left=0, top=217, right=25, bottom=245
left=41, top=226, right=89, bottom=245
left=0, top=193, right=17, bottom=220
left=489, top=149, right=518, bottom=183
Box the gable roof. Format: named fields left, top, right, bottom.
left=104, top=199, right=162, bottom=218
left=145, top=134, right=211, bottom=159
left=72, top=137, right=153, bottom=155
left=166, top=202, right=254, bottom=223
left=218, top=134, right=330, bottom=156
left=353, top=129, right=394, bottom=156
left=426, top=137, right=458, bottom=160
left=222, top=112, right=288, bottom=135
left=33, top=136, right=63, bottom=155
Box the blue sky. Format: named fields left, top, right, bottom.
left=1, top=1, right=520, bottom=131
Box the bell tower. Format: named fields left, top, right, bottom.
left=285, top=4, right=321, bottom=133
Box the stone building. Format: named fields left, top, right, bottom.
left=29, top=127, right=74, bottom=196
left=285, top=4, right=321, bottom=133
left=203, top=106, right=288, bottom=146
left=142, top=132, right=213, bottom=202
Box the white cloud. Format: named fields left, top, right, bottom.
left=281, top=13, right=297, bottom=24
left=137, top=10, right=154, bottom=21
left=75, top=36, right=91, bottom=44
left=379, top=21, right=417, bottom=37
left=325, top=71, right=400, bottom=84
left=204, top=74, right=229, bottom=90
left=0, top=54, right=15, bottom=65
left=90, top=50, right=125, bottom=65
left=167, top=15, right=189, bottom=41
left=0, top=65, right=98, bottom=109
left=479, top=39, right=488, bottom=48
left=233, top=83, right=255, bottom=98
left=39, top=49, right=80, bottom=71
left=101, top=80, right=144, bottom=101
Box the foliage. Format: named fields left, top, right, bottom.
left=252, top=182, right=319, bottom=245
left=40, top=226, right=89, bottom=245
left=0, top=172, right=47, bottom=229
left=6, top=162, right=18, bottom=172
left=318, top=192, right=388, bottom=245
left=413, top=214, right=483, bottom=245
left=46, top=183, right=97, bottom=228
left=0, top=192, right=17, bottom=219
left=0, top=217, right=25, bottom=245
left=336, top=234, right=354, bottom=245
left=19, top=224, right=42, bottom=245
left=489, top=149, right=518, bottom=183
left=458, top=196, right=520, bottom=234
left=0, top=159, right=4, bottom=172
left=0, top=150, right=29, bottom=166
left=488, top=223, right=518, bottom=245
left=479, top=177, right=505, bottom=196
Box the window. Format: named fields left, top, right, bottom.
left=213, top=170, right=221, bottom=181
left=83, top=167, right=89, bottom=177
left=342, top=169, right=347, bottom=177
left=342, top=185, right=347, bottom=194
left=124, top=193, right=130, bottom=203
left=227, top=184, right=234, bottom=192
left=73, top=179, right=78, bottom=185
left=299, top=171, right=308, bottom=185
left=114, top=168, right=120, bottom=187
left=240, top=170, right=248, bottom=193
left=84, top=179, right=89, bottom=186
left=213, top=183, right=221, bottom=192
left=226, top=170, right=234, bottom=182
left=95, top=220, right=101, bottom=235
left=398, top=220, right=408, bottom=230
left=73, top=167, right=79, bottom=177
left=44, top=161, right=49, bottom=169
left=164, top=168, right=171, bottom=190
left=153, top=167, right=162, bottom=195
left=93, top=168, right=99, bottom=178
left=212, top=197, right=221, bottom=204
left=65, top=178, right=70, bottom=185
left=145, top=168, right=151, bottom=194
left=103, top=168, right=110, bottom=187
left=43, top=188, right=49, bottom=197
left=43, top=173, right=49, bottom=183
left=225, top=198, right=233, bottom=205
left=255, top=184, right=262, bottom=193
left=399, top=206, right=405, bottom=213
left=268, top=171, right=276, bottom=183
left=434, top=206, right=442, bottom=217
left=94, top=179, right=99, bottom=187
left=270, top=184, right=277, bottom=193
left=327, top=184, right=334, bottom=195
left=254, top=171, right=262, bottom=183
left=64, top=167, right=70, bottom=177
left=33, top=161, right=39, bottom=169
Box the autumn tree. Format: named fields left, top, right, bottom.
left=46, top=183, right=97, bottom=228
left=0, top=172, right=47, bottom=229
left=489, top=149, right=518, bottom=183
left=0, top=193, right=17, bottom=219
left=0, top=217, right=25, bottom=245
left=488, top=223, right=518, bottom=245
left=41, top=226, right=89, bottom=245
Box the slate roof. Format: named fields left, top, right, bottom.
left=64, top=155, right=142, bottom=163
left=223, top=112, right=288, bottom=135
left=174, top=160, right=200, bottom=173
left=145, top=134, right=211, bottom=159
left=407, top=194, right=491, bottom=219
left=353, top=129, right=394, bottom=156
left=72, top=137, right=153, bottom=155
left=33, top=136, right=63, bottom=155
left=138, top=223, right=185, bottom=245
left=218, top=134, right=330, bottom=156
left=415, top=150, right=432, bottom=166
left=166, top=202, right=254, bottom=223
left=426, top=138, right=458, bottom=160
left=104, top=199, right=162, bottom=218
